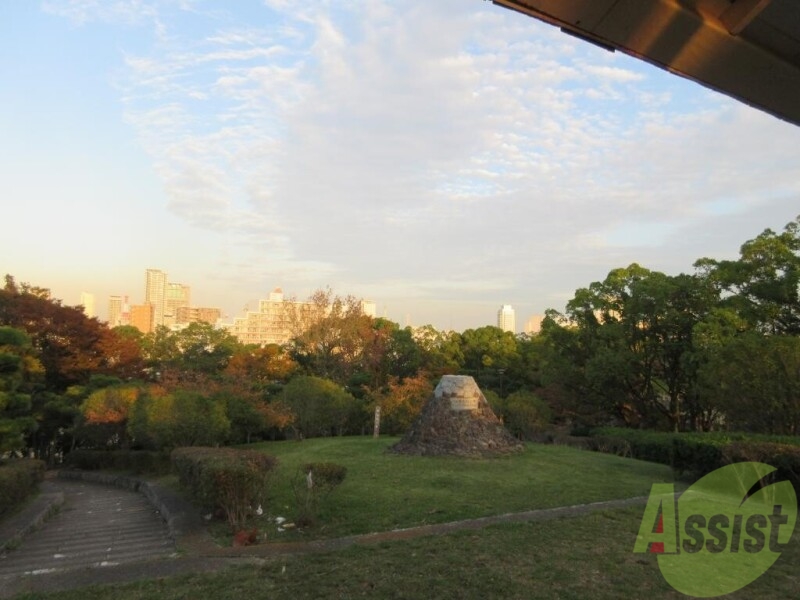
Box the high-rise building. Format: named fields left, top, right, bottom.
left=80, top=292, right=95, bottom=318
left=176, top=306, right=222, bottom=326
left=145, top=269, right=168, bottom=328
left=524, top=315, right=544, bottom=335
left=164, top=282, right=191, bottom=327
left=497, top=304, right=516, bottom=333
left=225, top=287, right=315, bottom=346
left=108, top=295, right=123, bottom=327
left=130, top=304, right=154, bottom=334
left=361, top=300, right=377, bottom=318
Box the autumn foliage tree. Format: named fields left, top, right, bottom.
left=373, top=372, right=433, bottom=434
left=77, top=385, right=142, bottom=448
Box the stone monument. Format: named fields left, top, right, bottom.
left=390, top=375, right=524, bottom=457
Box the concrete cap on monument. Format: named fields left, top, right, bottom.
left=436, top=375, right=481, bottom=411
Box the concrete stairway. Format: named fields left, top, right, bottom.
left=0, top=479, right=176, bottom=579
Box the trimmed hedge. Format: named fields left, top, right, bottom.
left=589, top=427, right=800, bottom=490
left=0, top=459, right=45, bottom=517
left=171, top=447, right=277, bottom=530
left=64, top=449, right=171, bottom=475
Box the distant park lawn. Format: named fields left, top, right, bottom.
left=245, top=436, right=678, bottom=539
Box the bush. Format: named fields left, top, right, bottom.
left=293, top=462, right=347, bottom=527
left=503, top=391, right=552, bottom=440
left=587, top=435, right=632, bottom=457
left=723, top=441, right=800, bottom=492
left=0, top=459, right=45, bottom=516
left=171, top=447, right=277, bottom=530
left=64, top=449, right=170, bottom=475
left=590, top=428, right=800, bottom=488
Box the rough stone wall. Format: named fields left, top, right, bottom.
left=390, top=375, right=523, bottom=457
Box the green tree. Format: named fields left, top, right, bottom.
left=281, top=375, right=358, bottom=438
left=697, top=333, right=800, bottom=434
left=546, top=265, right=716, bottom=430
left=0, top=327, right=42, bottom=453
left=695, top=215, right=800, bottom=334
left=129, top=389, right=230, bottom=449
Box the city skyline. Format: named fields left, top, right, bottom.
left=3, top=1, right=799, bottom=334
left=76, top=267, right=533, bottom=334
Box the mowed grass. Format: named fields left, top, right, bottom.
left=16, top=505, right=800, bottom=600
left=243, top=436, right=679, bottom=539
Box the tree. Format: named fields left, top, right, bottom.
left=0, top=327, right=42, bottom=453
left=281, top=375, right=358, bottom=438
left=129, top=389, right=230, bottom=449
left=224, top=344, right=297, bottom=392
left=76, top=385, right=142, bottom=448
left=0, top=279, right=110, bottom=391
left=545, top=265, right=717, bottom=430
left=288, top=289, right=375, bottom=385
left=143, top=322, right=240, bottom=381
left=413, top=324, right=461, bottom=375
left=457, top=326, right=518, bottom=394
left=697, top=333, right=800, bottom=435
left=98, top=326, right=146, bottom=381
left=695, top=215, right=800, bottom=334
left=373, top=372, right=433, bottom=434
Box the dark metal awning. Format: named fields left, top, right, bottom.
left=493, top=0, right=800, bottom=127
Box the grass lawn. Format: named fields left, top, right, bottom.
left=15, top=504, right=799, bottom=600
left=237, top=436, right=679, bottom=540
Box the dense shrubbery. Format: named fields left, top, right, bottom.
left=0, top=459, right=45, bottom=516
left=496, top=390, right=552, bottom=440
left=64, top=449, right=170, bottom=475
left=589, top=427, right=800, bottom=489
left=130, top=390, right=231, bottom=449
left=171, top=447, right=277, bottom=530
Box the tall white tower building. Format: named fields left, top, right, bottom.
left=80, top=292, right=95, bottom=318
left=497, top=304, right=516, bottom=333
left=145, top=269, right=168, bottom=328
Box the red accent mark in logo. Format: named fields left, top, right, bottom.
left=650, top=514, right=664, bottom=553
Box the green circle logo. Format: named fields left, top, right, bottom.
left=634, top=462, right=797, bottom=597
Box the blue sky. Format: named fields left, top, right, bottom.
left=2, top=0, right=799, bottom=331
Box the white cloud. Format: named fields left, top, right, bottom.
left=34, top=0, right=800, bottom=327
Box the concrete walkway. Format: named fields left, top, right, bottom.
left=0, top=478, right=177, bottom=596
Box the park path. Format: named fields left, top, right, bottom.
left=0, top=479, right=176, bottom=584
left=0, top=474, right=650, bottom=597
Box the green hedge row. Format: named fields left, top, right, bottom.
left=0, top=459, right=45, bottom=516
left=64, top=449, right=171, bottom=475
left=590, top=428, right=800, bottom=489
left=171, top=447, right=277, bottom=530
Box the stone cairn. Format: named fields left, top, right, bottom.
left=390, top=374, right=524, bottom=457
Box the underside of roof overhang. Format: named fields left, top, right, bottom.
left=493, top=0, right=800, bottom=127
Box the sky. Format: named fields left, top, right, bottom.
left=2, top=0, right=799, bottom=332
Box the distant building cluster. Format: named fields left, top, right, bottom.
left=497, top=305, right=545, bottom=335
left=84, top=270, right=378, bottom=345
left=102, top=268, right=221, bottom=334
left=80, top=269, right=541, bottom=340
left=223, top=288, right=377, bottom=346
